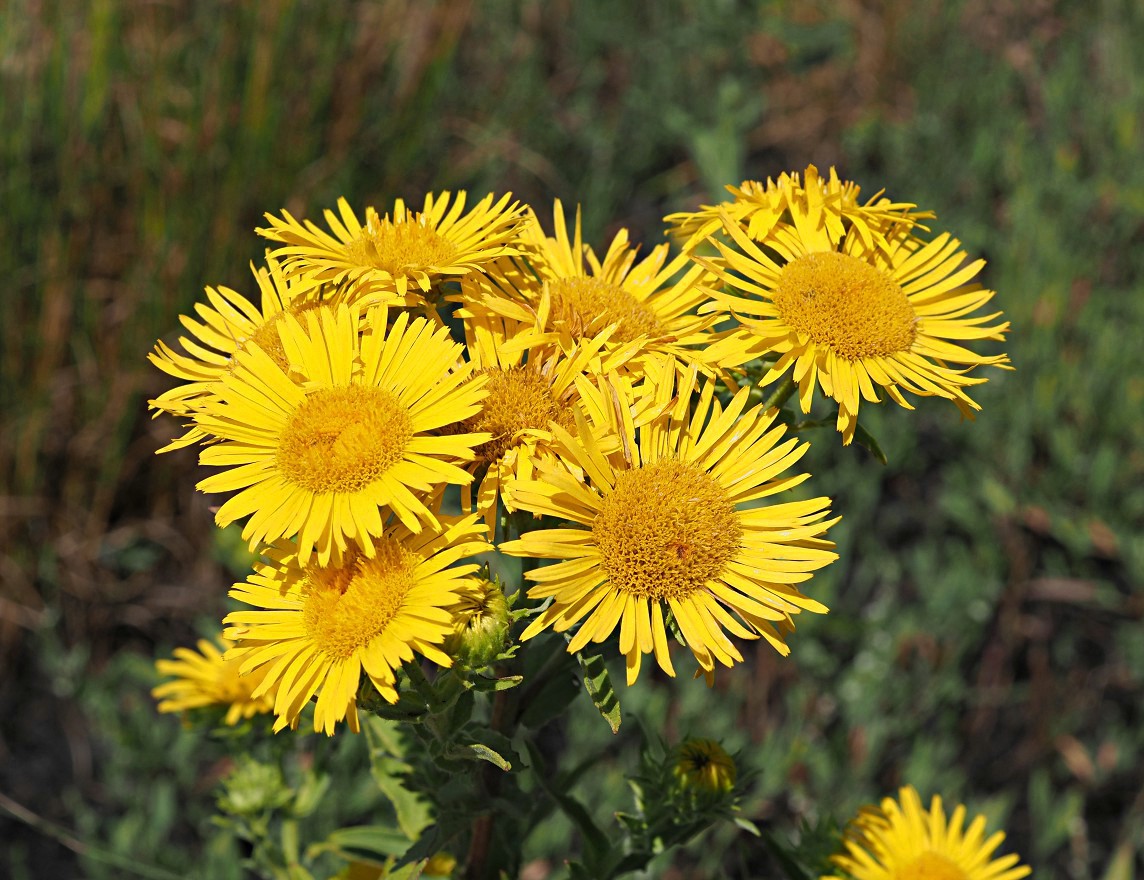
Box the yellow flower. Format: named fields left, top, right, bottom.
left=464, top=201, right=762, bottom=377
left=673, top=739, right=737, bottom=795
left=192, top=303, right=489, bottom=565
left=825, top=786, right=1032, bottom=880
left=499, top=359, right=838, bottom=684
left=148, top=258, right=323, bottom=451
left=700, top=205, right=1011, bottom=444
left=258, top=191, right=525, bottom=303
left=224, top=513, right=492, bottom=734
left=451, top=298, right=639, bottom=535
left=666, top=164, right=931, bottom=254
left=153, top=635, right=273, bottom=726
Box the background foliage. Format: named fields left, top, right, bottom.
left=1, top=0, right=1141, bottom=876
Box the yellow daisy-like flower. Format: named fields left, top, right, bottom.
left=700, top=207, right=1011, bottom=444
left=673, top=738, right=737, bottom=795
left=152, top=635, right=274, bottom=726
left=193, top=303, right=489, bottom=564
left=148, top=258, right=324, bottom=451
left=825, top=786, right=1032, bottom=880
left=258, top=191, right=525, bottom=302
left=666, top=163, right=931, bottom=253
left=466, top=201, right=762, bottom=376
left=499, top=360, right=838, bottom=684
left=224, top=513, right=492, bottom=734
left=451, top=297, right=640, bottom=535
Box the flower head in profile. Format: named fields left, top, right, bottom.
left=673, top=738, right=737, bottom=796
left=465, top=201, right=762, bottom=377
left=192, top=303, right=489, bottom=564
left=666, top=164, right=931, bottom=254
left=258, top=191, right=525, bottom=303
left=148, top=258, right=324, bottom=451
left=153, top=635, right=273, bottom=726
left=699, top=200, right=1011, bottom=444
left=500, top=359, right=838, bottom=684
left=224, top=513, right=492, bottom=734
left=824, top=786, right=1031, bottom=880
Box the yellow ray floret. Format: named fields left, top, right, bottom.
left=258, top=191, right=525, bottom=303
left=153, top=635, right=274, bottom=726
left=192, top=303, right=489, bottom=564
left=823, top=786, right=1031, bottom=880
left=148, top=258, right=324, bottom=451
left=223, top=513, right=492, bottom=735
left=699, top=208, right=1011, bottom=444
left=499, top=360, right=838, bottom=685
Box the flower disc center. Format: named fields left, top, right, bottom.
left=277, top=386, right=411, bottom=494
left=592, top=459, right=741, bottom=601
left=774, top=251, right=917, bottom=360
left=301, top=540, right=417, bottom=660
left=464, top=367, right=573, bottom=463
left=243, top=300, right=325, bottom=372
left=893, top=852, right=968, bottom=880
left=547, top=277, right=664, bottom=343
left=347, top=218, right=458, bottom=275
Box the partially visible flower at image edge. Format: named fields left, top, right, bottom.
left=823, top=785, right=1032, bottom=880
left=152, top=635, right=273, bottom=726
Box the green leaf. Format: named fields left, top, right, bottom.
left=289, top=771, right=330, bottom=819
left=575, top=651, right=621, bottom=734
left=852, top=421, right=888, bottom=464
left=612, top=851, right=655, bottom=875
left=468, top=674, right=523, bottom=692
left=734, top=816, right=761, bottom=837
left=525, top=741, right=612, bottom=871
left=385, top=861, right=426, bottom=880
left=520, top=662, right=580, bottom=729
left=443, top=741, right=512, bottom=771
left=310, top=825, right=411, bottom=861
left=762, top=830, right=811, bottom=880
left=364, top=718, right=432, bottom=840
left=1101, top=843, right=1136, bottom=880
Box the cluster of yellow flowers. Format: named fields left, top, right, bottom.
left=150, top=168, right=1009, bottom=735
left=148, top=167, right=1024, bottom=880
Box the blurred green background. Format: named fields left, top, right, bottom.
left=2, top=0, right=1142, bottom=877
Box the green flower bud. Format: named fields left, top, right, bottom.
left=445, top=578, right=510, bottom=669
left=672, top=738, right=736, bottom=796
